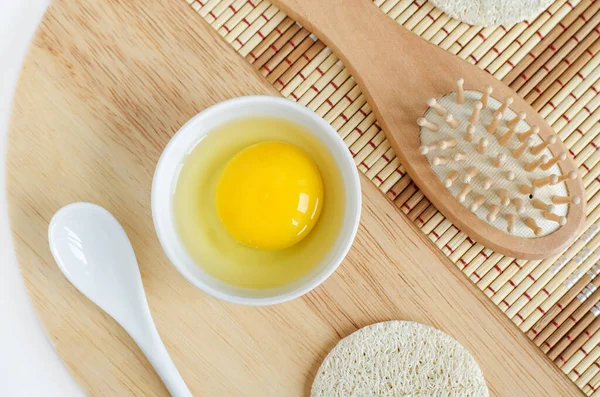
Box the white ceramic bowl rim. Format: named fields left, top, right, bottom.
left=151, top=96, right=361, bottom=305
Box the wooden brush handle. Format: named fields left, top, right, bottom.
left=270, top=0, right=431, bottom=104
left=271, top=0, right=415, bottom=64
left=270, top=0, right=472, bottom=140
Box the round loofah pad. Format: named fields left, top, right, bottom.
left=428, top=0, right=554, bottom=27
left=311, top=321, right=489, bottom=397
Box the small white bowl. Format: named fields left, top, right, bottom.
left=151, top=96, right=361, bottom=305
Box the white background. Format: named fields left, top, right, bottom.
left=0, top=0, right=83, bottom=395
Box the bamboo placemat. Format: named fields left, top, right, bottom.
left=185, top=0, right=600, bottom=393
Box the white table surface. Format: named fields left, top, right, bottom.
left=0, top=0, right=83, bottom=395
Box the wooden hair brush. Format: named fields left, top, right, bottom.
left=270, top=0, right=585, bottom=259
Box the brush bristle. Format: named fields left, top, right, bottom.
left=417, top=78, right=575, bottom=237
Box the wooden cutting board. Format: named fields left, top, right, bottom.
left=6, top=0, right=582, bottom=396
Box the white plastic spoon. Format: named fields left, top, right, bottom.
left=48, top=202, right=192, bottom=397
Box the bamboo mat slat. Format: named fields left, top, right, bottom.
left=184, top=0, right=600, bottom=394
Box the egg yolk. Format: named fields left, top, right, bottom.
left=215, top=141, right=324, bottom=251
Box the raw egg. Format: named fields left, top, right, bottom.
left=216, top=141, right=324, bottom=250
left=173, top=116, right=344, bottom=289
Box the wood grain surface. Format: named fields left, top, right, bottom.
left=270, top=0, right=586, bottom=260
left=6, top=0, right=582, bottom=396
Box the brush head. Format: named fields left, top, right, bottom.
left=418, top=80, right=580, bottom=239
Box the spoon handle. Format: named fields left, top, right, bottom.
left=133, top=322, right=193, bottom=397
